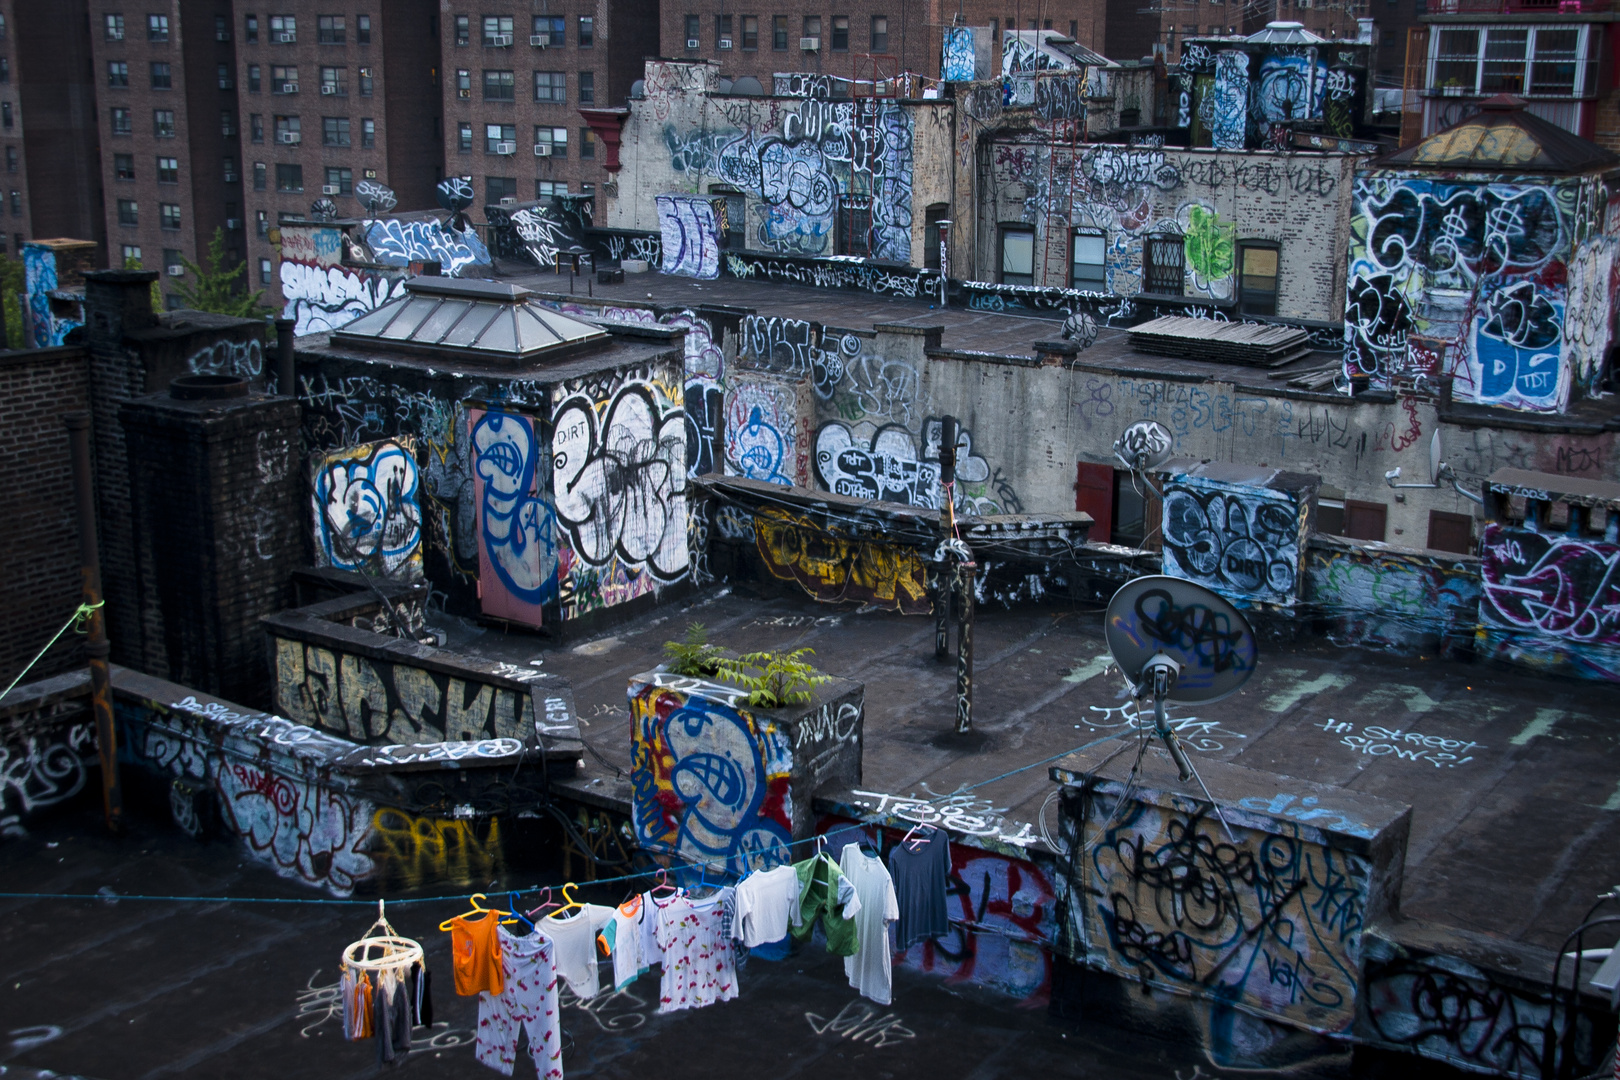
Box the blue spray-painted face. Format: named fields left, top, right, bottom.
left=473, top=410, right=556, bottom=604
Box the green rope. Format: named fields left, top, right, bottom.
left=0, top=600, right=104, bottom=705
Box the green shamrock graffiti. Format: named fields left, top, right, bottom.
left=1184, top=205, right=1234, bottom=283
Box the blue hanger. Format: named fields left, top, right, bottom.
left=506, top=891, right=536, bottom=932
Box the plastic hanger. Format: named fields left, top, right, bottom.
left=524, top=886, right=560, bottom=919
left=438, top=892, right=510, bottom=932
left=505, top=891, right=536, bottom=932
left=545, top=882, right=585, bottom=920
left=649, top=867, right=679, bottom=898
left=902, top=822, right=934, bottom=851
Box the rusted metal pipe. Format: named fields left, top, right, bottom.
left=274, top=317, right=295, bottom=397
left=64, top=411, right=122, bottom=834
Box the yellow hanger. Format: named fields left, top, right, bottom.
left=438, top=892, right=511, bottom=932
left=545, top=882, right=584, bottom=920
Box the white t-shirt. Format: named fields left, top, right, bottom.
left=733, top=865, right=802, bottom=948
left=839, top=843, right=900, bottom=1005
left=655, top=888, right=737, bottom=1013
left=539, top=903, right=615, bottom=999
left=602, top=896, right=651, bottom=990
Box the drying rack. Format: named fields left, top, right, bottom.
left=342, top=900, right=424, bottom=976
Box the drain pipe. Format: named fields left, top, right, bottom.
left=274, top=317, right=296, bottom=397
left=64, top=412, right=123, bottom=834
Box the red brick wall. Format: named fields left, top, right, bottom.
left=0, top=346, right=92, bottom=683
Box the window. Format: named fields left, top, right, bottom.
left=122, top=244, right=142, bottom=266
left=579, top=71, right=594, bottom=104
left=2, top=103, right=12, bottom=130
left=685, top=15, right=700, bottom=45
left=871, top=16, right=888, bottom=51
left=578, top=16, right=594, bottom=46
left=111, top=106, right=132, bottom=135
left=1343, top=500, right=1388, bottom=542
left=838, top=196, right=871, bottom=256
left=536, top=180, right=567, bottom=198
left=322, top=116, right=350, bottom=145
left=159, top=203, right=180, bottom=230
left=457, top=122, right=472, bottom=152
left=454, top=16, right=469, bottom=45
left=105, top=14, right=125, bottom=40
left=108, top=61, right=129, bottom=87
left=1238, top=243, right=1278, bottom=316
left=317, top=15, right=345, bottom=44
left=270, top=15, right=296, bottom=42
left=487, top=176, right=517, bottom=203
left=0, top=57, right=10, bottom=84
left=163, top=248, right=182, bottom=272
left=483, top=16, right=514, bottom=46
left=534, top=125, right=567, bottom=157
left=153, top=109, right=175, bottom=137
left=275, top=163, right=303, bottom=191
left=580, top=127, right=596, bottom=158
left=357, top=15, right=371, bottom=44
left=1070, top=20, right=1078, bottom=37
left=259, top=257, right=272, bottom=284
left=456, top=69, right=471, bottom=97
left=484, top=69, right=515, bottom=100
left=773, top=16, right=788, bottom=49
left=274, top=114, right=300, bottom=143
left=325, top=166, right=352, bottom=195
left=486, top=122, right=516, bottom=152
left=717, top=14, right=732, bottom=45
left=250, top=113, right=264, bottom=142
left=148, top=14, right=170, bottom=41
left=215, top=14, right=229, bottom=41
left=248, top=64, right=262, bottom=92
left=534, top=71, right=566, bottom=102
left=273, top=65, right=299, bottom=93
left=255, top=210, right=268, bottom=236
left=1431, top=26, right=1593, bottom=98
left=245, top=14, right=258, bottom=42
left=358, top=66, right=373, bottom=96
left=150, top=62, right=172, bottom=89
left=1000, top=225, right=1034, bottom=285
left=7, top=191, right=17, bottom=217
left=1427, top=510, right=1474, bottom=554
left=831, top=15, right=849, bottom=50
left=321, top=66, right=345, bottom=95
left=156, top=156, right=178, bottom=183
left=223, top=157, right=238, bottom=182
left=533, top=16, right=564, bottom=45
left=114, top=153, right=135, bottom=180
left=1071, top=231, right=1105, bottom=288
left=218, top=63, right=233, bottom=89
left=6, top=147, right=17, bottom=174
left=221, top=110, right=236, bottom=137
left=253, top=161, right=266, bottom=190
left=1144, top=233, right=1185, bottom=295
left=742, top=16, right=758, bottom=48
left=117, top=199, right=138, bottom=226
left=361, top=117, right=375, bottom=147
left=804, top=16, right=821, bottom=41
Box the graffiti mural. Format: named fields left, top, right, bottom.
left=1479, top=522, right=1620, bottom=659
left=1306, top=541, right=1481, bottom=654
left=1344, top=175, right=1578, bottom=411
left=816, top=423, right=941, bottom=508
left=280, top=260, right=406, bottom=336
left=551, top=368, right=688, bottom=619
left=941, top=27, right=977, bottom=81
left=470, top=408, right=557, bottom=625
left=370, top=807, right=507, bottom=891
left=724, top=373, right=810, bottom=487
left=656, top=193, right=725, bottom=279
left=311, top=438, right=424, bottom=579
left=22, top=244, right=82, bottom=348
left=1162, top=475, right=1309, bottom=604
left=0, top=717, right=96, bottom=829
left=185, top=337, right=263, bottom=377
left=752, top=505, right=931, bottom=614
left=1564, top=236, right=1619, bottom=396
left=363, top=217, right=491, bottom=275
left=1207, top=51, right=1250, bottom=150
left=629, top=681, right=792, bottom=876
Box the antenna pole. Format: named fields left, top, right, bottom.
left=1142, top=652, right=1235, bottom=841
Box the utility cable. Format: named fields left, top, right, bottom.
left=0, top=601, right=104, bottom=706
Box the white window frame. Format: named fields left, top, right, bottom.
left=1426, top=24, right=1594, bottom=99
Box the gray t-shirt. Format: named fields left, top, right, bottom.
left=888, top=827, right=951, bottom=948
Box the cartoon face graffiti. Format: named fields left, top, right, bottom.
left=472, top=409, right=557, bottom=607
left=312, top=439, right=423, bottom=577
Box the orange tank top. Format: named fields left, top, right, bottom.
left=450, top=911, right=505, bottom=996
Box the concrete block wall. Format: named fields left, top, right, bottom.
left=0, top=346, right=92, bottom=683
left=119, top=389, right=302, bottom=706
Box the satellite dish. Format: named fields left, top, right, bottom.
left=1103, top=575, right=1254, bottom=833
left=1113, top=420, right=1174, bottom=472
left=1429, top=427, right=1442, bottom=486
left=355, top=178, right=397, bottom=214
left=436, top=176, right=474, bottom=214
left=309, top=198, right=338, bottom=221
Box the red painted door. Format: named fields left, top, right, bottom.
left=1075, top=461, right=1114, bottom=541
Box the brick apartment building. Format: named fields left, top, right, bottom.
left=1150, top=1, right=1371, bottom=64
left=231, top=0, right=439, bottom=311
left=439, top=1, right=658, bottom=207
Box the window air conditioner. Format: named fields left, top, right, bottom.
left=225, top=218, right=241, bottom=229
left=499, top=196, right=518, bottom=207
left=686, top=38, right=700, bottom=49
left=533, top=143, right=551, bottom=156
left=276, top=31, right=294, bottom=43
left=322, top=184, right=340, bottom=195
left=495, top=141, right=516, bottom=154
left=277, top=131, right=300, bottom=143
left=799, top=36, right=819, bottom=49
left=216, top=31, right=231, bottom=42
left=321, top=84, right=337, bottom=94
left=719, top=37, right=732, bottom=48
left=166, top=265, right=184, bottom=276
left=458, top=88, right=470, bottom=98
left=530, top=34, right=547, bottom=46
left=281, top=83, right=298, bottom=93
left=491, top=33, right=512, bottom=46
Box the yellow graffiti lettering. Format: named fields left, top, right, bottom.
left=753, top=507, right=929, bottom=614
left=369, top=808, right=506, bottom=890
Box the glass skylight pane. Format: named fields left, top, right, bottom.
left=442, top=303, right=500, bottom=347
left=416, top=299, right=470, bottom=342
left=379, top=297, right=438, bottom=339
